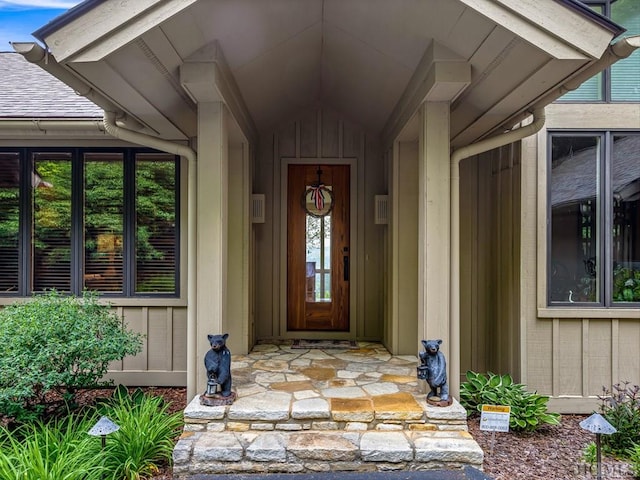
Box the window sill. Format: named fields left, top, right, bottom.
left=0, top=296, right=187, bottom=308
left=538, top=307, right=640, bottom=319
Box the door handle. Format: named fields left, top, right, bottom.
left=343, top=255, right=349, bottom=281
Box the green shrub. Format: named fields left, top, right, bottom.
left=0, top=290, right=143, bottom=423
left=0, top=414, right=107, bottom=480
left=599, top=382, right=640, bottom=457
left=627, top=443, right=640, bottom=478
left=582, top=441, right=597, bottom=466
left=99, top=386, right=183, bottom=480
left=460, top=370, right=561, bottom=432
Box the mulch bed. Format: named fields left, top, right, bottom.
left=3, top=388, right=635, bottom=479
left=468, top=414, right=633, bottom=479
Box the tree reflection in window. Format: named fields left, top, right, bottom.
left=306, top=213, right=331, bottom=302
left=33, top=153, right=72, bottom=292
left=135, top=155, right=177, bottom=294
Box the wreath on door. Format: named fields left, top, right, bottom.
left=302, top=168, right=334, bottom=218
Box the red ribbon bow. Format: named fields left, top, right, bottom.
left=310, top=184, right=326, bottom=211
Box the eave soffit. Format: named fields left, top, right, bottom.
left=32, top=0, right=624, bottom=145
left=39, top=0, right=619, bottom=66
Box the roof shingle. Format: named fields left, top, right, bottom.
left=0, top=52, right=102, bottom=119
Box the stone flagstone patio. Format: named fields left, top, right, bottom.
left=173, top=342, right=483, bottom=476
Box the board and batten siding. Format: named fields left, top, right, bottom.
left=460, top=115, right=640, bottom=413
left=527, top=306, right=640, bottom=414
left=107, top=305, right=187, bottom=386
left=459, top=144, right=522, bottom=384
left=521, top=103, right=640, bottom=413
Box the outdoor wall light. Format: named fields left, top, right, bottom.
left=88, top=416, right=120, bottom=449
left=579, top=413, right=617, bottom=480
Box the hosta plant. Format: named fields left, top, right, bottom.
left=460, top=370, right=561, bottom=432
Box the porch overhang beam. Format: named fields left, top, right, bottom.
left=34, top=0, right=200, bottom=63
left=11, top=42, right=147, bottom=133
left=458, top=0, right=619, bottom=60
left=382, top=42, right=470, bottom=147
left=180, top=41, right=258, bottom=145
left=490, top=34, right=640, bottom=143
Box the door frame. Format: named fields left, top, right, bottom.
left=280, top=157, right=358, bottom=339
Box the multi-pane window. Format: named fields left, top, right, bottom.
left=548, top=133, right=640, bottom=306
left=0, top=148, right=179, bottom=297
left=559, top=0, right=640, bottom=102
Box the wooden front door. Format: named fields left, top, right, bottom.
left=287, top=164, right=350, bottom=331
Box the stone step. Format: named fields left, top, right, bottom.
left=172, top=429, right=484, bottom=477
left=176, top=345, right=484, bottom=477
left=183, top=394, right=469, bottom=433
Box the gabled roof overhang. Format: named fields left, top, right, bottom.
left=26, top=0, right=627, bottom=147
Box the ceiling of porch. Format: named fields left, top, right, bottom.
left=35, top=0, right=616, bottom=146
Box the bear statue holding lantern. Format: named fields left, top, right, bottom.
left=200, top=333, right=236, bottom=406
left=417, top=339, right=452, bottom=406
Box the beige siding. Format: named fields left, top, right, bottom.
left=556, top=319, right=582, bottom=396
left=0, top=300, right=188, bottom=386
left=394, top=141, right=419, bottom=354
left=362, top=129, right=385, bottom=339
left=459, top=143, right=521, bottom=379
left=463, top=117, right=640, bottom=413
left=526, top=316, right=640, bottom=412
left=619, top=320, right=640, bottom=383
left=107, top=306, right=187, bottom=386
left=253, top=108, right=385, bottom=341
left=521, top=103, right=640, bottom=413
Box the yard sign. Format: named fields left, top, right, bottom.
left=480, top=404, right=511, bottom=432
left=480, top=404, right=511, bottom=455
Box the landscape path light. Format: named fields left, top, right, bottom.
left=579, top=412, right=616, bottom=480
left=88, top=416, right=120, bottom=449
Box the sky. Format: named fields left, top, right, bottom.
left=0, top=1, right=83, bottom=52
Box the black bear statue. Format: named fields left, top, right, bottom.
left=200, top=333, right=236, bottom=406
left=417, top=339, right=452, bottom=406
